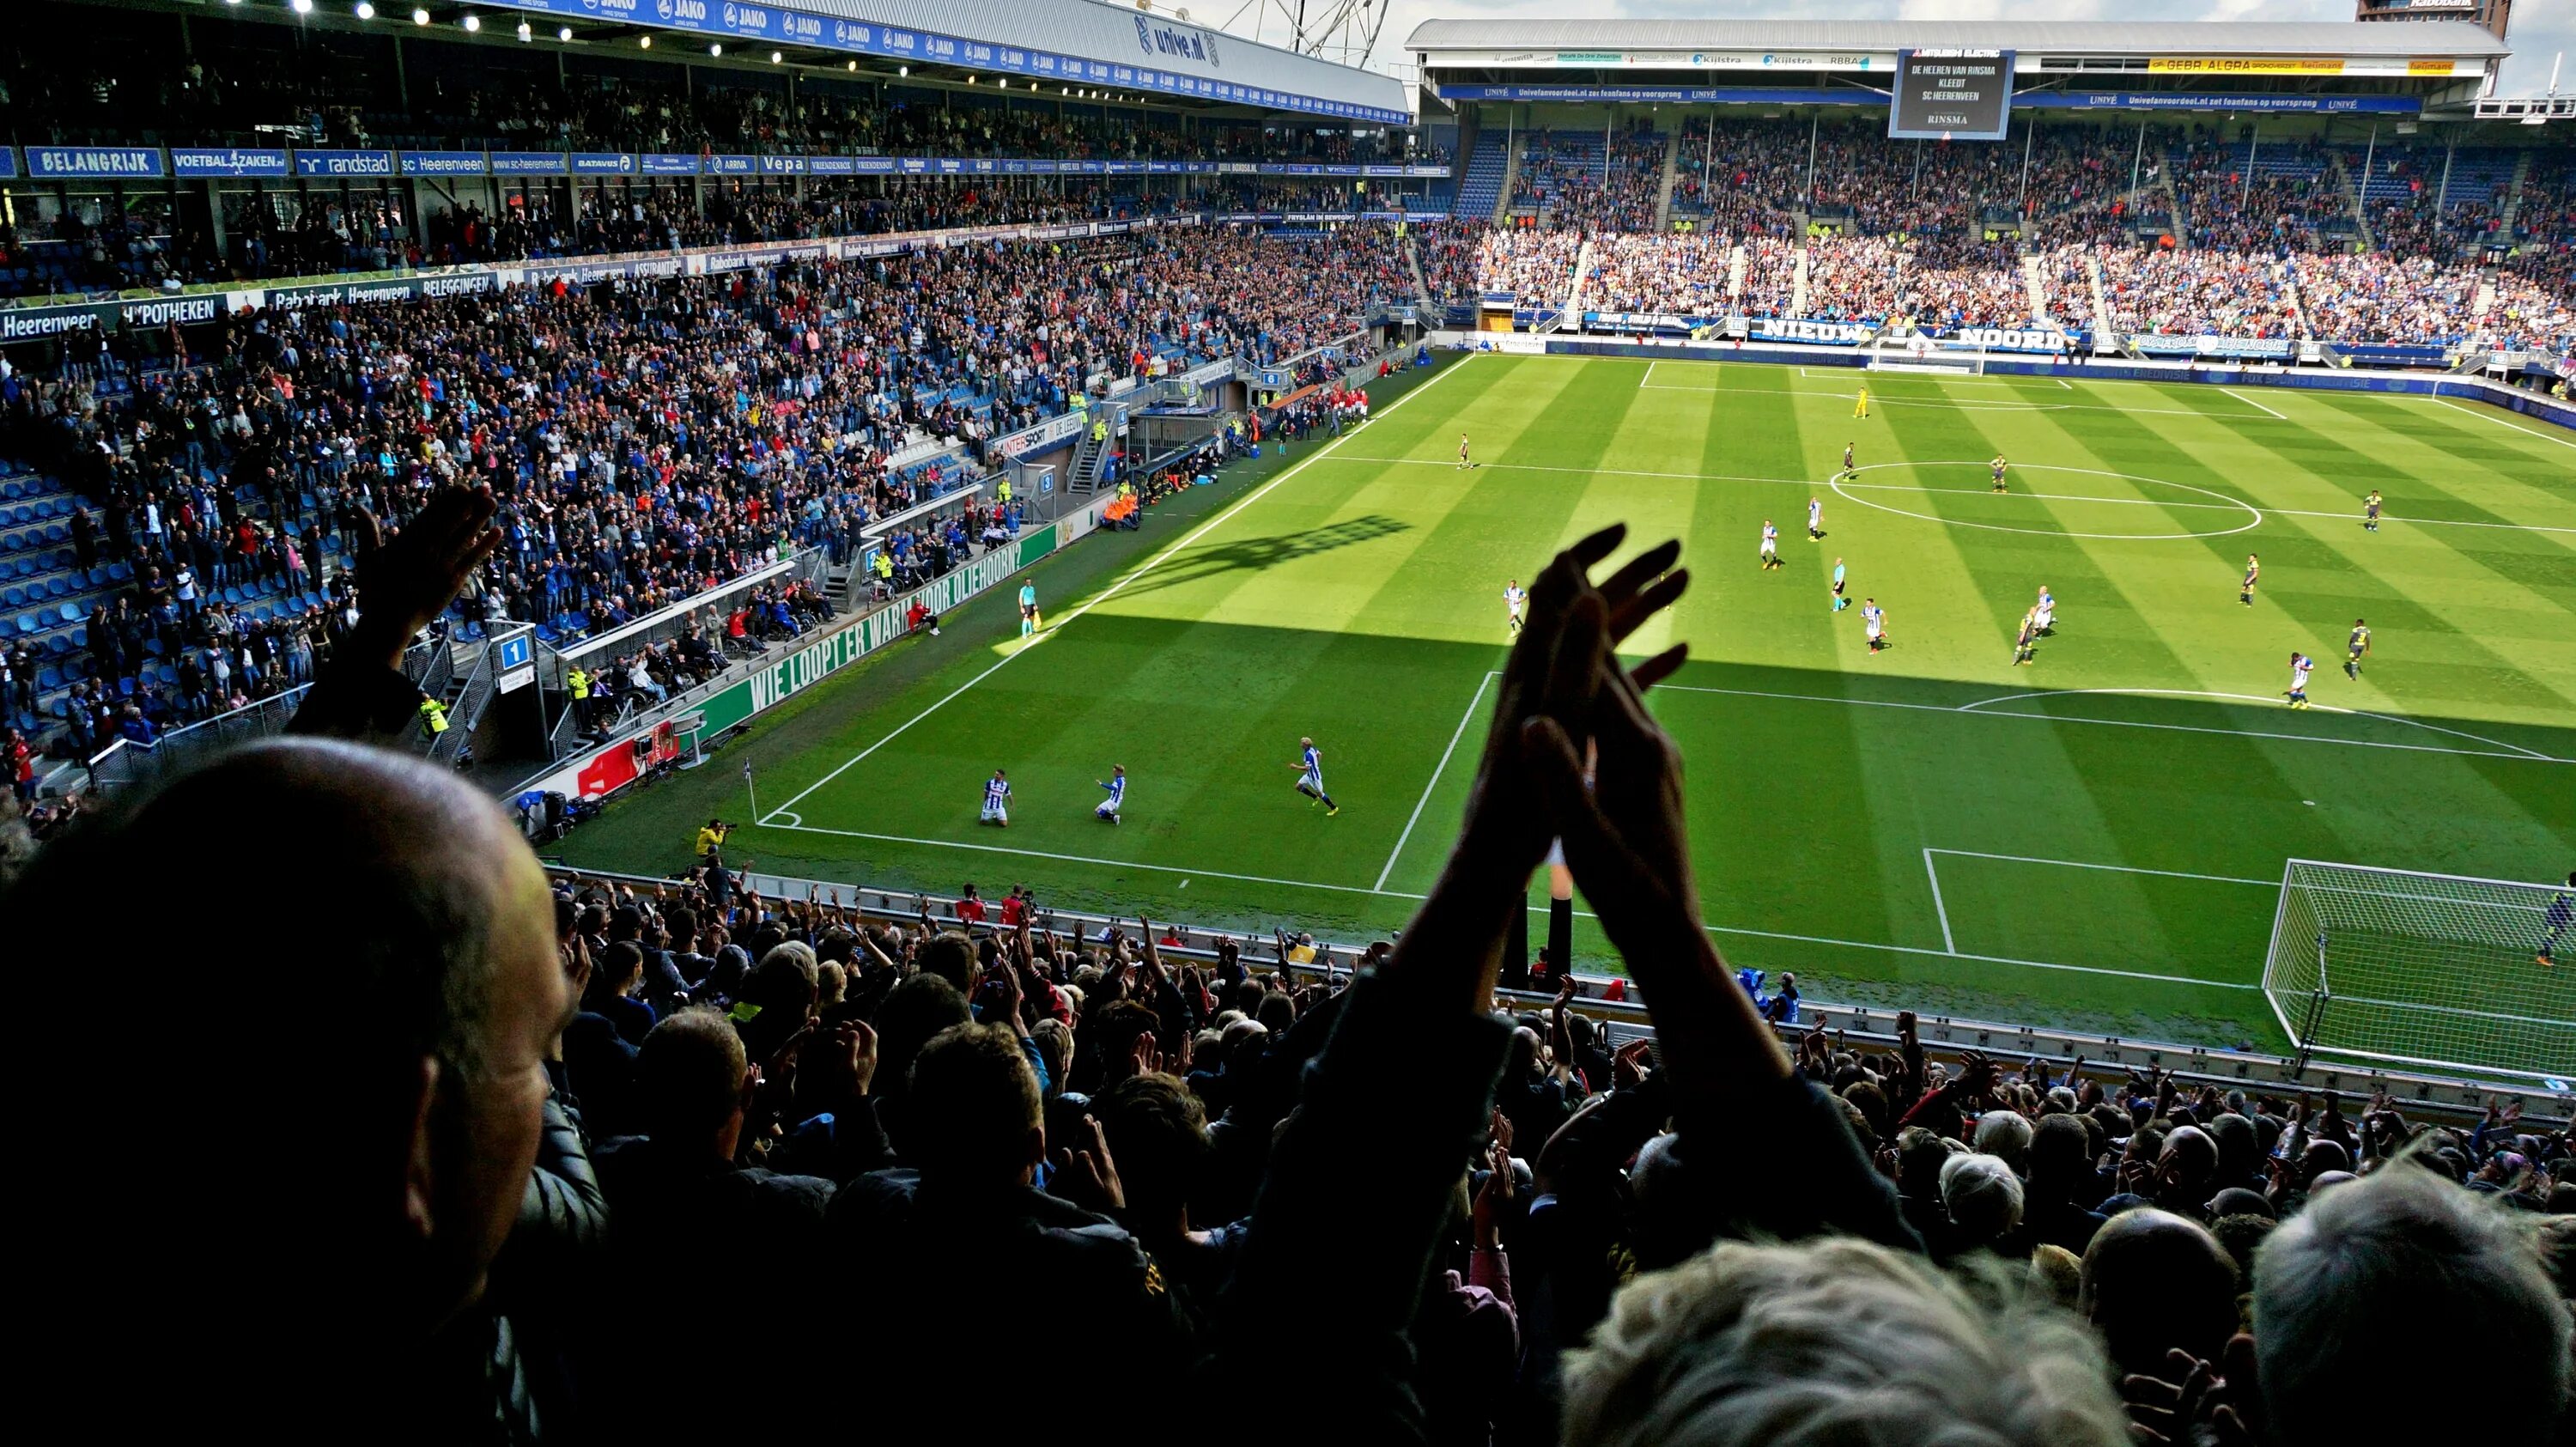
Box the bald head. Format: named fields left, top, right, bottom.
left=2080, top=1207, right=2241, bottom=1377
left=14, top=739, right=565, bottom=1374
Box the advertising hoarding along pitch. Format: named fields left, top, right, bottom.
left=1889, top=49, right=2014, bottom=142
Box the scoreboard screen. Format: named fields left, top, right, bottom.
left=1889, top=48, right=2016, bottom=142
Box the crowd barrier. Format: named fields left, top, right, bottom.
left=544, top=866, right=2572, bottom=1128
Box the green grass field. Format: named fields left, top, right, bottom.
left=558, top=353, right=2576, bottom=1068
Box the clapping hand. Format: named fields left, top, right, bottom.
left=349, top=483, right=501, bottom=670
left=1471, top=1140, right=1514, bottom=1251
left=1049, top=1117, right=1124, bottom=1213
left=2122, top=1338, right=2261, bottom=1446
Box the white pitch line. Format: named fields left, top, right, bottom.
left=2433, top=394, right=2576, bottom=453
left=757, top=355, right=1479, bottom=824
left=1649, top=683, right=2570, bottom=763
left=1635, top=359, right=2303, bottom=420
left=1376, top=670, right=1496, bottom=891
left=761, top=820, right=2261, bottom=992
left=774, top=821, right=1394, bottom=897
left=2221, top=386, right=2289, bottom=421
left=2328, top=992, right=2575, bottom=1031
left=1923, top=848, right=1958, bottom=953
left=1955, top=687, right=2555, bottom=762
left=1926, top=848, right=2275, bottom=888
left=1322, top=455, right=2576, bottom=534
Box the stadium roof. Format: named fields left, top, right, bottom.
left=1404, top=19, right=2510, bottom=60
left=470, top=0, right=1410, bottom=122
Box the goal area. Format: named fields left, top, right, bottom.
left=2261, top=860, right=2575, bottom=1083
left=1865, top=334, right=1985, bottom=375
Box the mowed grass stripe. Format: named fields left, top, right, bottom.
left=1852, top=375, right=2297, bottom=979
left=2061, top=394, right=2576, bottom=725
left=555, top=354, right=2573, bottom=1055
left=1679, top=362, right=1916, bottom=959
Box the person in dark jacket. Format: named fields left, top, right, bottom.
left=589, top=1007, right=836, bottom=1435
left=825, top=1023, right=1189, bottom=1434
left=9, top=738, right=569, bottom=1444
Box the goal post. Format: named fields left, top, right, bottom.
left=1865, top=333, right=1986, bottom=375
left=2261, top=860, right=2576, bottom=1083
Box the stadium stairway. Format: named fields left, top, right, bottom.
left=1654, top=130, right=1683, bottom=232
left=1454, top=129, right=1510, bottom=223
left=2495, top=149, right=2536, bottom=234
left=1728, top=242, right=1747, bottom=304
left=2330, top=152, right=2373, bottom=249
left=1403, top=238, right=1438, bottom=317
left=2020, top=254, right=2050, bottom=323
left=1066, top=428, right=1110, bottom=496
left=1789, top=244, right=1811, bottom=317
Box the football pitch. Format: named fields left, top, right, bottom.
left=558, top=352, right=2576, bottom=1064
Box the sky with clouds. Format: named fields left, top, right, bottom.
left=1214, top=0, right=2572, bottom=96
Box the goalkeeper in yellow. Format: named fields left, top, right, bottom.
left=1852, top=386, right=1870, bottom=420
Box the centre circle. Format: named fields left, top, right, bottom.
left=1827, top=463, right=2263, bottom=541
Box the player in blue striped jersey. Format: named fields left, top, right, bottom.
left=979, top=769, right=1012, bottom=827
left=1096, top=765, right=1127, bottom=824
left=1291, top=736, right=1340, bottom=816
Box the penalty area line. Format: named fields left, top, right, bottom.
left=761, top=822, right=2258, bottom=992
left=1376, top=670, right=1497, bottom=892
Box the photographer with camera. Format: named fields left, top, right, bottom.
left=693, top=818, right=733, bottom=865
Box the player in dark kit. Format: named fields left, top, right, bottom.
left=2240, top=553, right=2260, bottom=605
left=2345, top=618, right=2371, bottom=680
left=2539, top=873, right=2573, bottom=968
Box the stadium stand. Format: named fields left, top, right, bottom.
left=0, top=220, right=1421, bottom=764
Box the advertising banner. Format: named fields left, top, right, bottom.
left=490, top=151, right=571, bottom=176
left=25, top=146, right=164, bottom=179
left=295, top=149, right=398, bottom=178
left=400, top=151, right=488, bottom=177
left=1751, top=318, right=1873, bottom=344
left=171, top=147, right=291, bottom=179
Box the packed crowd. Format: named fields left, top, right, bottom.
left=2169, top=138, right=2353, bottom=255
left=1509, top=128, right=1667, bottom=234
left=1741, top=235, right=1800, bottom=318
left=1668, top=117, right=1804, bottom=240
left=1900, top=240, right=2040, bottom=331
left=2097, top=246, right=2302, bottom=338
left=0, top=220, right=1416, bottom=759
left=16, top=514, right=2568, bottom=1446
left=2293, top=252, right=2486, bottom=346
left=1583, top=232, right=1735, bottom=318
left=1478, top=227, right=1583, bottom=307
left=566, top=576, right=835, bottom=739
left=1414, top=219, right=1488, bottom=304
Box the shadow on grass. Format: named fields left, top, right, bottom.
left=1114, top=514, right=1413, bottom=598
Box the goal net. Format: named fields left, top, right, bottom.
left=2262, top=860, right=2575, bottom=1083
left=1866, top=334, right=1985, bottom=375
